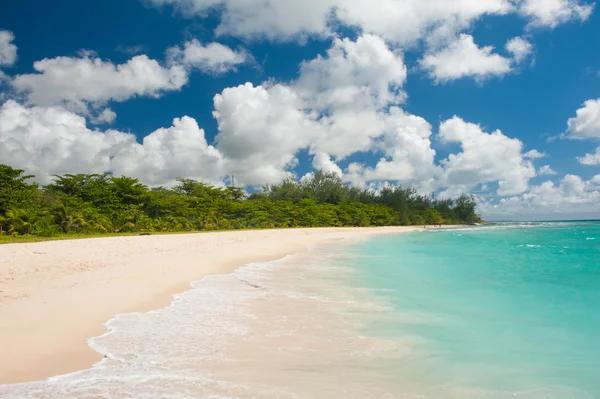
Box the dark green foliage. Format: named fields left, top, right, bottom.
left=453, top=194, right=480, bottom=225
left=0, top=165, right=36, bottom=215
left=0, top=164, right=482, bottom=238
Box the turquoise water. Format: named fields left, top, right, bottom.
left=353, top=222, right=600, bottom=398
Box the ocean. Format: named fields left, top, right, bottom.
left=1, top=222, right=599, bottom=398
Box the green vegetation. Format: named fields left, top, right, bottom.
left=0, top=164, right=481, bottom=241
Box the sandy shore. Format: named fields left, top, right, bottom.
left=0, top=226, right=427, bottom=385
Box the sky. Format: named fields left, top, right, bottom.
left=0, top=0, right=599, bottom=220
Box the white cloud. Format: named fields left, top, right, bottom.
left=144, top=0, right=515, bottom=44
left=566, top=98, right=600, bottom=139
left=524, top=149, right=547, bottom=159
left=296, top=34, right=408, bottom=159
left=110, top=116, right=224, bottom=186
left=212, top=82, right=320, bottom=185
left=577, top=146, right=600, bottom=165
left=296, top=34, right=407, bottom=112
left=335, top=0, right=513, bottom=46
left=0, top=30, right=17, bottom=67
left=206, top=35, right=536, bottom=195
left=147, top=0, right=335, bottom=41
left=90, top=108, right=117, bottom=125
left=145, top=0, right=594, bottom=44
left=12, top=54, right=188, bottom=115
left=166, top=39, right=248, bottom=74
left=0, top=94, right=554, bottom=204
left=346, top=108, right=439, bottom=190
left=518, top=0, right=595, bottom=28
left=438, top=116, right=537, bottom=196
left=0, top=100, right=224, bottom=186
left=1, top=35, right=428, bottom=189
left=0, top=100, right=134, bottom=184
left=208, top=35, right=417, bottom=186
left=3, top=22, right=590, bottom=216
left=420, top=34, right=513, bottom=83
left=538, top=164, right=557, bottom=175
left=312, top=152, right=343, bottom=177
left=313, top=109, right=387, bottom=159
left=479, top=174, right=600, bottom=217
left=219, top=35, right=438, bottom=190
left=506, top=36, right=533, bottom=63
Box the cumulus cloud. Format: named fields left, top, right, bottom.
left=1, top=28, right=584, bottom=217
left=142, top=0, right=521, bottom=45
left=110, top=116, right=224, bottom=186
left=518, top=0, right=595, bottom=28
left=506, top=36, right=533, bottom=63
left=0, top=100, right=224, bottom=186
left=0, top=92, right=552, bottom=204
left=538, top=165, right=557, bottom=175
left=207, top=34, right=419, bottom=185
left=4, top=94, right=588, bottom=217
left=147, top=0, right=335, bottom=41
left=313, top=109, right=387, bottom=159
left=213, top=82, right=320, bottom=185
left=296, top=34, right=408, bottom=159
left=566, top=98, right=600, bottom=139
left=346, top=108, right=439, bottom=190
left=10, top=39, right=251, bottom=121
left=12, top=54, right=188, bottom=115
left=578, top=146, right=600, bottom=165
left=0, top=30, right=17, bottom=67
left=420, top=34, right=513, bottom=83
left=166, top=39, right=249, bottom=74
left=312, top=152, right=343, bottom=177
left=438, top=116, right=537, bottom=196
left=335, top=0, right=513, bottom=47
left=90, top=108, right=117, bottom=125
left=524, top=149, right=547, bottom=159
left=1, top=34, right=439, bottom=190
left=144, top=0, right=596, bottom=48
left=296, top=34, right=407, bottom=112
left=0, top=100, right=134, bottom=183
left=479, top=174, right=600, bottom=217
left=2, top=35, right=418, bottom=188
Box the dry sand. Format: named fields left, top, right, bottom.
left=0, top=227, right=423, bottom=385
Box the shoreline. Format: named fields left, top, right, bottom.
left=0, top=226, right=450, bottom=385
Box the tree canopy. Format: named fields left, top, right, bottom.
left=0, top=165, right=482, bottom=238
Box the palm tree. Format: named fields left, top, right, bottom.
left=0, top=208, right=32, bottom=235
left=53, top=203, right=86, bottom=233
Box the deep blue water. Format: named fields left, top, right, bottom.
left=353, top=222, right=600, bottom=398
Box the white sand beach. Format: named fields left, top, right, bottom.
left=0, top=227, right=422, bottom=385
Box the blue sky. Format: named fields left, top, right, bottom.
left=0, top=0, right=599, bottom=220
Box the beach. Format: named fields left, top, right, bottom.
left=0, top=226, right=420, bottom=385
left=1, top=223, right=598, bottom=398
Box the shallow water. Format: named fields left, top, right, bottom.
left=1, top=222, right=599, bottom=398
left=354, top=221, right=600, bottom=398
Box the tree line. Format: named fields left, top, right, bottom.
left=0, top=164, right=481, bottom=238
